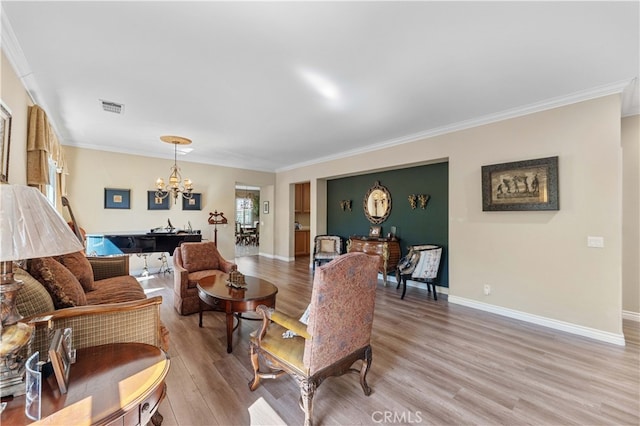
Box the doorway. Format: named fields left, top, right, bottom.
left=235, top=184, right=260, bottom=257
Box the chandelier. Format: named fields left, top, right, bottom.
left=155, top=135, right=194, bottom=203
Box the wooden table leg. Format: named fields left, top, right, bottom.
left=226, top=312, right=234, bottom=353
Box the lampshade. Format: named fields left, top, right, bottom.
left=0, top=184, right=83, bottom=261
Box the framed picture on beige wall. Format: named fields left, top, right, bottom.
left=148, top=191, right=170, bottom=210
left=0, top=101, right=12, bottom=183
left=104, top=188, right=131, bottom=209
left=481, top=156, right=559, bottom=211
left=182, top=193, right=201, bottom=210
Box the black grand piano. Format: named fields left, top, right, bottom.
left=86, top=229, right=202, bottom=256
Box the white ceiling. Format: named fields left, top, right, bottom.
left=2, top=1, right=638, bottom=172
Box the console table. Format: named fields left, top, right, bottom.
left=347, top=236, right=401, bottom=285
left=1, top=342, right=169, bottom=426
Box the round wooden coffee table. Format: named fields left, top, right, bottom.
left=197, top=272, right=278, bottom=353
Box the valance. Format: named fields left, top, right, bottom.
left=26, top=105, right=65, bottom=188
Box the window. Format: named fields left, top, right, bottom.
left=45, top=157, right=58, bottom=207
left=236, top=196, right=253, bottom=225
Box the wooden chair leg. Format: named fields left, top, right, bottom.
left=300, top=378, right=316, bottom=426
left=359, top=345, right=373, bottom=396
left=401, top=275, right=408, bottom=299
left=248, top=343, right=262, bottom=391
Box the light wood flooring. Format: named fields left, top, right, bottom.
left=141, top=255, right=640, bottom=426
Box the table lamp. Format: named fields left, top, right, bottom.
left=0, top=183, right=84, bottom=397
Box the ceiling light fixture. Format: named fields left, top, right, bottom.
left=155, top=135, right=194, bottom=203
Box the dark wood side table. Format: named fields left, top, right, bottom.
left=1, top=343, right=169, bottom=426
left=197, top=272, right=278, bottom=353
left=347, top=236, right=401, bottom=285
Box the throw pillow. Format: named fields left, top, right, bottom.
left=56, top=251, right=95, bottom=292
left=14, top=267, right=55, bottom=317
left=28, top=257, right=87, bottom=308
left=319, top=239, right=335, bottom=253
left=181, top=242, right=219, bottom=272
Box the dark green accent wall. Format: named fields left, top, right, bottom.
left=327, top=162, right=449, bottom=287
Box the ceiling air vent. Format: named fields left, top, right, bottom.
left=100, top=100, right=124, bottom=114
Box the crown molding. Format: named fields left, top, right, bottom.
left=1, top=5, right=62, bottom=138
left=1, top=6, right=36, bottom=104
left=278, top=79, right=635, bottom=172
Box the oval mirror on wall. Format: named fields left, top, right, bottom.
left=363, top=181, right=391, bottom=224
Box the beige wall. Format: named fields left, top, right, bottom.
left=622, top=115, right=640, bottom=315
left=276, top=95, right=628, bottom=339
left=63, top=146, right=275, bottom=263
left=1, top=50, right=32, bottom=185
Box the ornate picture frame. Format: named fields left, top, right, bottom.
left=363, top=181, right=392, bottom=224
left=369, top=225, right=382, bottom=238
left=1, top=101, right=12, bottom=183
left=482, top=156, right=559, bottom=211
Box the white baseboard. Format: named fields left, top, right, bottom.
left=256, top=252, right=279, bottom=260
left=623, top=310, right=640, bottom=322
left=448, top=295, right=626, bottom=346
left=271, top=254, right=293, bottom=262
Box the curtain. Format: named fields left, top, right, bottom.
left=26, top=105, right=66, bottom=195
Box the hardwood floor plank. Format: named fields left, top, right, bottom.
left=141, top=255, right=639, bottom=425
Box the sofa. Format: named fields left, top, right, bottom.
left=15, top=252, right=169, bottom=354
left=173, top=241, right=237, bottom=315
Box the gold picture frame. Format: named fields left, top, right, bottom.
left=48, top=329, right=71, bottom=394
left=363, top=181, right=392, bottom=224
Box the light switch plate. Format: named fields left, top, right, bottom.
left=587, top=236, right=604, bottom=248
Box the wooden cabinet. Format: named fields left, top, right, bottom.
left=295, top=182, right=310, bottom=213
left=347, top=237, right=401, bottom=285
left=295, top=230, right=310, bottom=256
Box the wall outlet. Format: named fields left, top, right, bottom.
left=483, top=284, right=491, bottom=295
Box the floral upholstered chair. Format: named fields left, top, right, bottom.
left=395, top=244, right=443, bottom=300
left=249, top=252, right=379, bottom=426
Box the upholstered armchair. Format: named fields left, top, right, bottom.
left=173, top=241, right=237, bottom=315
left=249, top=252, right=379, bottom=426
left=311, top=235, right=343, bottom=271
left=395, top=244, right=443, bottom=300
